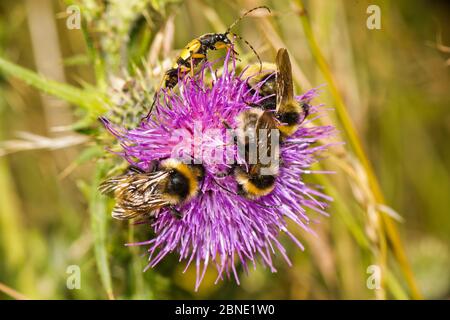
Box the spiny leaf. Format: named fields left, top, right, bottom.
left=0, top=56, right=107, bottom=114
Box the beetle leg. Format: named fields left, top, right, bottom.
left=190, top=52, right=195, bottom=77
left=190, top=53, right=206, bottom=59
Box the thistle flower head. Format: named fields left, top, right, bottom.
left=102, top=50, right=334, bottom=290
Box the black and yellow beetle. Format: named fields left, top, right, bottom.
left=161, top=6, right=270, bottom=90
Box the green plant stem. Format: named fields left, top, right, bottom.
left=81, top=18, right=107, bottom=90
left=128, top=222, right=154, bottom=299
left=295, top=0, right=422, bottom=299
left=89, top=162, right=115, bottom=300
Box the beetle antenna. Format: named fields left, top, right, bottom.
left=226, top=6, right=271, bottom=34
left=230, top=32, right=262, bottom=72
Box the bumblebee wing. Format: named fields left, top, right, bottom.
left=98, top=175, right=128, bottom=195
left=256, top=111, right=278, bottom=131
left=111, top=197, right=170, bottom=220
left=275, top=48, right=294, bottom=112
left=100, top=171, right=171, bottom=220
left=111, top=205, right=143, bottom=220
left=256, top=111, right=279, bottom=165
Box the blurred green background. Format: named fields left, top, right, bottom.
left=0, top=0, right=449, bottom=299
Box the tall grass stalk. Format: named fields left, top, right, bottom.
left=0, top=282, right=28, bottom=300
left=295, top=0, right=421, bottom=299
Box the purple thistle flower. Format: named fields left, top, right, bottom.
left=101, top=50, right=335, bottom=291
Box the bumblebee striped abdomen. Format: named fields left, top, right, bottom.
left=275, top=100, right=302, bottom=137
left=234, top=109, right=280, bottom=199
left=235, top=167, right=276, bottom=199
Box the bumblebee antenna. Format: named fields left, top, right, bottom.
left=230, top=32, right=262, bottom=73
left=225, top=6, right=271, bottom=34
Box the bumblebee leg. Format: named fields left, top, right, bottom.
left=300, top=102, right=310, bottom=124
left=169, top=206, right=183, bottom=219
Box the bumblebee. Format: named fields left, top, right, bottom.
left=161, top=6, right=270, bottom=90
left=233, top=108, right=280, bottom=199
left=242, top=62, right=277, bottom=110
left=99, top=159, right=205, bottom=220
left=242, top=48, right=310, bottom=138
left=231, top=48, right=309, bottom=199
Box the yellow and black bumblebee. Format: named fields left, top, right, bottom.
left=231, top=48, right=310, bottom=199
left=99, top=158, right=205, bottom=220
left=161, top=6, right=270, bottom=90
left=242, top=61, right=277, bottom=110
left=233, top=108, right=280, bottom=199
left=242, top=48, right=310, bottom=139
